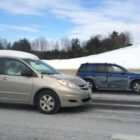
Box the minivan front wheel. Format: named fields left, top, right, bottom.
left=36, top=90, right=60, bottom=114
left=132, top=81, right=140, bottom=93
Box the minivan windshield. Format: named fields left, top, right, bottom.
left=24, top=59, right=60, bottom=75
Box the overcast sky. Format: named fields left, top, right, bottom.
left=0, top=0, right=140, bottom=44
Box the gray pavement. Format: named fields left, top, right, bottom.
left=0, top=91, right=140, bottom=140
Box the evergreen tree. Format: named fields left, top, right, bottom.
left=12, top=39, right=31, bottom=52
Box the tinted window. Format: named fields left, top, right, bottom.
left=107, top=65, right=125, bottom=73
left=79, top=65, right=88, bottom=72
left=4, top=59, right=30, bottom=76
left=93, top=65, right=106, bottom=73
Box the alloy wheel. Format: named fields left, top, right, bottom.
left=133, top=82, right=140, bottom=93
left=40, top=95, right=55, bottom=112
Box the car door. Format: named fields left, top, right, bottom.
left=107, top=65, right=129, bottom=89
left=1, top=58, right=33, bottom=104
left=0, top=58, right=5, bottom=96
left=92, top=64, right=108, bottom=88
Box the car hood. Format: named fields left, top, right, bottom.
left=44, top=73, right=86, bottom=86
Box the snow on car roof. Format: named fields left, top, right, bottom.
left=0, top=50, right=39, bottom=60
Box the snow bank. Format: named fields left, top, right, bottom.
left=0, top=50, right=39, bottom=60
left=0, top=45, right=139, bottom=70
left=43, top=44, right=140, bottom=69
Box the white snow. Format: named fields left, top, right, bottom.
left=0, top=45, right=140, bottom=70
left=43, top=44, right=140, bottom=69
left=0, top=50, right=39, bottom=60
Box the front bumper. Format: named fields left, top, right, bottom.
left=54, top=85, right=92, bottom=107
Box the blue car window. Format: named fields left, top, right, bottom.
left=79, top=65, right=88, bottom=72
left=94, top=65, right=106, bottom=73
left=107, top=65, right=125, bottom=73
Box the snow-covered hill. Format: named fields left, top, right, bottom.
left=43, top=44, right=140, bottom=69
left=0, top=45, right=139, bottom=70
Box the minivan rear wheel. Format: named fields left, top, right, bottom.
left=36, top=90, right=60, bottom=114
left=132, top=81, right=140, bottom=93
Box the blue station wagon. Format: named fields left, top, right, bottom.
left=76, top=63, right=140, bottom=93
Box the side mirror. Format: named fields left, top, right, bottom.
left=121, top=70, right=128, bottom=74
left=21, top=69, right=33, bottom=77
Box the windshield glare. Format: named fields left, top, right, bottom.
left=24, top=59, right=60, bottom=74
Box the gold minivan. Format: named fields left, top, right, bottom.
left=0, top=51, right=92, bottom=114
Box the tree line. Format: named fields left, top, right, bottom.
left=0, top=31, right=132, bottom=59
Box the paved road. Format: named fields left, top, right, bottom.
left=92, top=91, right=140, bottom=110
left=0, top=91, right=140, bottom=140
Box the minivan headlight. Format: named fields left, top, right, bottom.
left=58, top=80, right=80, bottom=89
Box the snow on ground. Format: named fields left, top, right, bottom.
left=43, top=44, right=140, bottom=69
left=0, top=50, right=39, bottom=60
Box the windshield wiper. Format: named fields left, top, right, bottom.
left=41, top=72, right=55, bottom=75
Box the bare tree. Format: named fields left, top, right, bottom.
left=124, top=31, right=132, bottom=46
left=31, top=37, right=49, bottom=51
left=61, top=38, right=71, bottom=51
left=0, top=38, right=11, bottom=49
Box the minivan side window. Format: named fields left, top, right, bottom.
left=4, top=59, right=30, bottom=76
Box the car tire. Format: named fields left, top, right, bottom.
left=132, top=81, right=140, bottom=93
left=36, top=90, right=60, bottom=114
left=85, top=79, right=95, bottom=93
